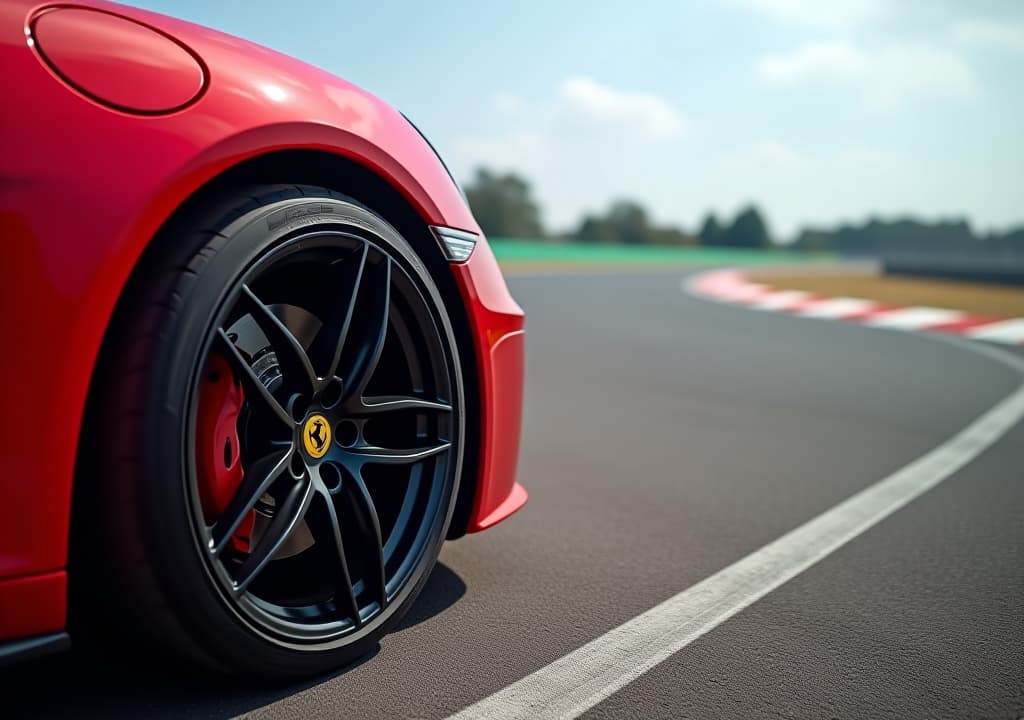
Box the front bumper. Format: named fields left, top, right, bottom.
left=448, top=238, right=527, bottom=532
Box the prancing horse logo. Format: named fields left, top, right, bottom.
left=302, top=414, right=331, bottom=459
left=309, top=420, right=326, bottom=449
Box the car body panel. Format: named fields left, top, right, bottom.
left=450, top=242, right=528, bottom=532
left=0, top=0, right=525, bottom=643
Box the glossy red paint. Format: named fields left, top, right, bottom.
left=0, top=0, right=524, bottom=644
left=449, top=242, right=528, bottom=533
left=31, top=6, right=207, bottom=114
left=0, top=572, right=66, bottom=639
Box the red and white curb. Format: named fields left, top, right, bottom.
left=687, top=268, right=1024, bottom=346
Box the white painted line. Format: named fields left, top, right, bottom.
left=794, top=297, right=877, bottom=319
left=966, top=318, right=1024, bottom=345
left=863, top=306, right=964, bottom=330
left=448, top=339, right=1024, bottom=720
left=749, top=289, right=814, bottom=311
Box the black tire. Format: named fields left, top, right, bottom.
left=75, top=185, right=463, bottom=679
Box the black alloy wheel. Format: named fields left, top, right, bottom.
left=75, top=185, right=464, bottom=679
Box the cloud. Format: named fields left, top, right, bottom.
left=720, top=140, right=891, bottom=180
left=451, top=129, right=548, bottom=176
left=953, top=20, right=1024, bottom=52
left=755, top=41, right=978, bottom=109
left=448, top=77, right=688, bottom=230
left=728, top=0, right=885, bottom=29
left=490, top=92, right=525, bottom=114
left=556, top=76, right=687, bottom=140
left=744, top=140, right=808, bottom=174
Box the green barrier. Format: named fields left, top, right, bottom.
left=489, top=239, right=835, bottom=266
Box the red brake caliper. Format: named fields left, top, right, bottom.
left=196, top=353, right=252, bottom=552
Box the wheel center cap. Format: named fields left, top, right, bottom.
left=302, top=414, right=332, bottom=458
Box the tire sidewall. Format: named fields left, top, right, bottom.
left=139, top=194, right=463, bottom=676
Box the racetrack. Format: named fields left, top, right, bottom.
left=9, top=270, right=1023, bottom=719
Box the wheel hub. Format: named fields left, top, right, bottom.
left=301, top=413, right=332, bottom=459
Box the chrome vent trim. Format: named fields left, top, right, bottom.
left=430, top=226, right=478, bottom=263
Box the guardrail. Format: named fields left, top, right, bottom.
left=882, top=253, right=1024, bottom=286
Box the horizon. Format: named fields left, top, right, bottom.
left=127, top=0, right=1024, bottom=240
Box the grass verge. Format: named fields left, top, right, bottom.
left=490, top=239, right=835, bottom=273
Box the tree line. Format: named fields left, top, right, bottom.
left=464, top=168, right=770, bottom=248
left=463, top=167, right=1023, bottom=255
left=793, top=219, right=1024, bottom=257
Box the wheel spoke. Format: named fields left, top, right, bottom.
left=215, top=330, right=292, bottom=427
left=351, top=395, right=452, bottom=415
left=239, top=284, right=318, bottom=393
left=342, top=473, right=387, bottom=609
left=337, top=441, right=451, bottom=472
left=337, top=257, right=391, bottom=400
left=307, top=244, right=368, bottom=380
left=306, top=485, right=361, bottom=625
left=234, top=477, right=315, bottom=593
left=209, top=449, right=291, bottom=555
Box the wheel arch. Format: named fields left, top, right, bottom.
left=71, top=149, right=481, bottom=588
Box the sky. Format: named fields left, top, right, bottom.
left=128, top=0, right=1024, bottom=240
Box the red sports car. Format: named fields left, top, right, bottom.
left=0, top=0, right=525, bottom=678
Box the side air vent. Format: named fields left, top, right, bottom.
left=430, top=226, right=478, bottom=263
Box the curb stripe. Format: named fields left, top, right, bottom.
left=794, top=297, right=878, bottom=319
left=689, top=269, right=1024, bottom=346
left=922, top=316, right=1000, bottom=334
left=749, top=290, right=815, bottom=311
left=862, top=307, right=965, bottom=330
left=965, top=318, right=1024, bottom=343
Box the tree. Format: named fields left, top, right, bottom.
left=698, top=213, right=726, bottom=247
left=724, top=206, right=771, bottom=248
left=794, top=228, right=833, bottom=252
left=463, top=168, right=545, bottom=239
left=571, top=199, right=650, bottom=245
left=648, top=227, right=695, bottom=246
left=575, top=214, right=618, bottom=244
left=571, top=198, right=694, bottom=245
left=607, top=200, right=650, bottom=245
left=698, top=207, right=772, bottom=247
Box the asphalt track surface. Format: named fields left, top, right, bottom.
left=8, top=270, right=1023, bottom=719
